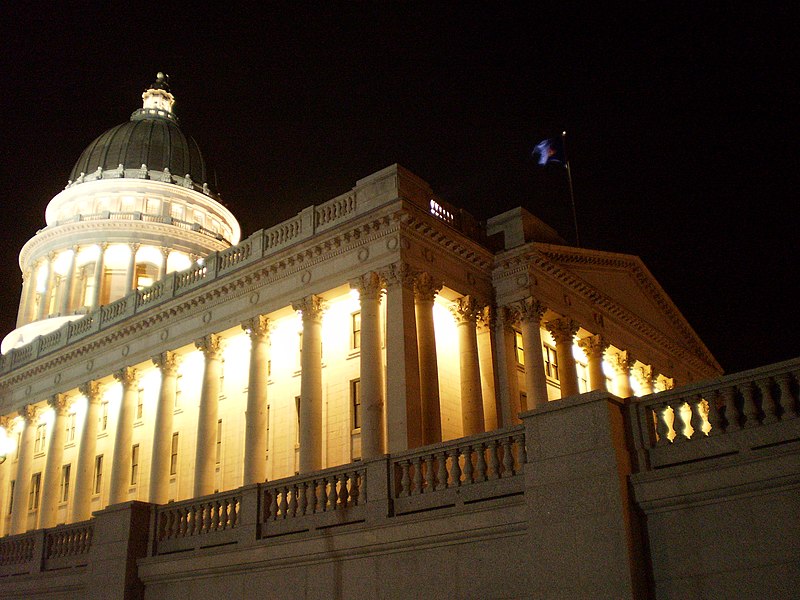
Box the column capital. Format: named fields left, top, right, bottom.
left=152, top=350, right=179, bottom=375
left=634, top=364, right=655, bottom=387
left=195, top=333, right=223, bottom=358
left=578, top=334, right=609, bottom=358
left=350, top=271, right=384, bottom=300
left=114, top=366, right=139, bottom=388
left=160, top=247, right=171, bottom=259
left=450, top=295, right=483, bottom=325
left=98, top=242, right=109, bottom=252
left=477, top=304, right=495, bottom=331
left=292, top=295, right=325, bottom=321
left=18, top=403, right=38, bottom=424
left=514, top=297, right=547, bottom=324
left=79, top=380, right=103, bottom=403
left=129, top=242, right=141, bottom=252
left=242, top=315, right=271, bottom=340
left=383, top=261, right=416, bottom=290
left=656, top=374, right=674, bottom=391
left=47, top=393, right=71, bottom=416
left=413, top=271, right=442, bottom=303
left=546, top=317, right=579, bottom=345
left=610, top=350, right=636, bottom=374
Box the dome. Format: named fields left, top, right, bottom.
left=68, top=73, right=211, bottom=190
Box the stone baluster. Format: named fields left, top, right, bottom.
left=39, top=394, right=70, bottom=528
left=739, top=382, right=759, bottom=428
left=462, top=445, right=474, bottom=484
left=487, top=440, right=500, bottom=479
left=400, top=461, right=411, bottom=496
left=670, top=401, right=688, bottom=442
left=436, top=452, right=448, bottom=491
left=149, top=351, right=179, bottom=504
left=109, top=367, right=139, bottom=504
left=451, top=295, right=486, bottom=435
left=414, top=272, right=443, bottom=444
left=706, top=390, right=724, bottom=436
left=546, top=318, right=581, bottom=398
left=72, top=381, right=102, bottom=522
left=578, top=334, right=609, bottom=392
left=293, top=295, right=325, bottom=474
left=720, top=386, right=740, bottom=431
left=501, top=436, right=515, bottom=476
left=756, top=378, right=779, bottom=424
left=242, top=315, right=271, bottom=485
left=774, top=373, right=798, bottom=418
left=654, top=404, right=671, bottom=446
left=10, top=405, right=38, bottom=534
left=412, top=458, right=423, bottom=495
left=194, top=334, right=223, bottom=497
left=475, top=443, right=488, bottom=482
left=689, top=395, right=707, bottom=439
left=424, top=455, right=436, bottom=492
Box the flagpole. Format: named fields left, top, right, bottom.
left=562, top=131, right=580, bottom=247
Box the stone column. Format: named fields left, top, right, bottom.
left=125, top=243, right=140, bottom=294
left=293, top=295, right=324, bottom=474
left=72, top=381, right=102, bottom=522
left=517, top=298, right=549, bottom=409
left=353, top=272, right=386, bottom=460
left=194, top=334, right=223, bottom=497
left=10, top=404, right=37, bottom=534
left=158, top=247, right=170, bottom=280
left=414, top=272, right=442, bottom=445
left=17, top=269, right=34, bottom=325
left=383, top=263, right=423, bottom=452
left=0, top=417, right=8, bottom=536
left=452, top=295, right=485, bottom=436
left=494, top=306, right=522, bottom=426
left=109, top=367, right=139, bottom=505
left=149, top=351, right=178, bottom=504
left=546, top=318, right=580, bottom=398
left=91, top=243, right=108, bottom=309
left=476, top=307, right=499, bottom=431
left=611, top=350, right=635, bottom=398
left=39, top=394, right=70, bottom=529
left=578, top=334, right=609, bottom=392
left=634, top=364, right=655, bottom=395
left=58, top=247, right=78, bottom=315
left=37, top=253, right=55, bottom=319
left=242, top=316, right=270, bottom=485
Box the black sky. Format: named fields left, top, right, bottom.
left=0, top=3, right=796, bottom=374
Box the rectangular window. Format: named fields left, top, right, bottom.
left=215, top=419, right=222, bottom=465
left=8, top=480, right=15, bottom=514
left=170, top=433, right=179, bottom=476
left=60, top=464, right=71, bottom=503
left=351, top=379, right=362, bottom=430
left=171, top=202, right=185, bottom=221
left=93, top=455, right=104, bottom=495
left=29, top=472, right=42, bottom=511
left=175, top=375, right=183, bottom=408
left=351, top=312, right=361, bottom=350
left=515, top=330, right=525, bottom=365
left=100, top=401, right=109, bottom=431
left=130, top=444, right=140, bottom=486
left=543, top=344, right=559, bottom=381
left=34, top=423, right=47, bottom=454
left=295, top=396, right=301, bottom=444
left=136, top=388, right=144, bottom=420
left=577, top=363, right=589, bottom=393
left=66, top=413, right=76, bottom=443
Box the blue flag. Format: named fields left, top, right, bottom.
left=532, top=138, right=565, bottom=165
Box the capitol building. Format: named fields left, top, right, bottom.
left=0, top=76, right=797, bottom=600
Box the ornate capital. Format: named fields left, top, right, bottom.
left=48, top=393, right=71, bottom=416
left=578, top=334, right=609, bottom=359
left=610, top=350, right=636, bottom=373
left=79, top=380, right=102, bottom=403
left=19, top=403, right=38, bottom=424
left=195, top=334, right=223, bottom=358
left=152, top=350, right=179, bottom=375
left=450, top=295, right=483, bottom=325
left=545, top=317, right=579, bottom=345
left=350, top=271, right=384, bottom=300
left=292, top=295, right=325, bottom=322
left=514, top=297, right=546, bottom=325
left=383, top=261, right=416, bottom=290
left=242, top=315, right=271, bottom=341
left=634, top=364, right=655, bottom=386
left=114, top=366, right=139, bottom=388
left=477, top=305, right=495, bottom=331
left=413, top=271, right=442, bottom=303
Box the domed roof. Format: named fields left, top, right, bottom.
left=68, top=73, right=210, bottom=189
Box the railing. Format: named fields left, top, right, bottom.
left=263, top=215, right=303, bottom=250
left=154, top=490, right=241, bottom=554
left=45, top=521, right=93, bottom=560
left=315, top=192, right=356, bottom=230
left=630, top=357, right=800, bottom=469
left=0, top=533, right=35, bottom=567
left=0, top=520, right=93, bottom=576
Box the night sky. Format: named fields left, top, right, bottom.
left=0, top=4, right=796, bottom=374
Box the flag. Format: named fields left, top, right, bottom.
left=531, top=137, right=565, bottom=165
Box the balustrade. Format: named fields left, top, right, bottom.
left=45, top=521, right=93, bottom=559
left=156, top=493, right=241, bottom=542
left=0, top=534, right=35, bottom=566
left=262, top=466, right=365, bottom=522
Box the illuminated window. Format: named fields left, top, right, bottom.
left=8, top=480, right=15, bottom=514
left=351, top=379, right=362, bottom=430
left=146, top=197, right=161, bottom=215
left=65, top=413, right=76, bottom=444
left=130, top=444, right=140, bottom=486
left=171, top=203, right=185, bottom=221
left=136, top=388, right=144, bottom=420
left=543, top=344, right=559, bottom=381
left=93, top=455, right=104, bottom=495
left=295, top=396, right=301, bottom=444
left=215, top=419, right=223, bottom=465
left=28, top=472, right=42, bottom=510
left=351, top=312, right=361, bottom=350
left=577, top=363, right=589, bottom=393
left=514, top=330, right=524, bottom=365
left=135, top=263, right=158, bottom=289
left=170, top=433, right=179, bottom=476
left=60, top=464, right=71, bottom=503
left=34, top=423, right=47, bottom=454
left=100, top=401, right=109, bottom=431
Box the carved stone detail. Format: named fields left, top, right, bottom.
left=79, top=380, right=102, bottom=403
left=195, top=334, right=222, bottom=358
left=292, top=295, right=325, bottom=322
left=383, top=262, right=416, bottom=289
left=578, top=334, right=609, bottom=358
left=19, top=403, right=38, bottom=424
left=350, top=272, right=384, bottom=300
left=413, top=271, right=442, bottom=302
left=48, top=393, right=71, bottom=415
left=114, top=366, right=139, bottom=388
left=546, top=318, right=579, bottom=345
left=514, top=297, right=546, bottom=325
left=242, top=315, right=271, bottom=340
left=152, top=351, right=179, bottom=375
left=450, top=295, right=483, bottom=325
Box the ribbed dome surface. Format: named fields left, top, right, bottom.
left=69, top=113, right=208, bottom=185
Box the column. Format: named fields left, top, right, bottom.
left=125, top=243, right=140, bottom=294
left=194, top=334, right=223, bottom=497
left=149, top=351, right=178, bottom=504
left=39, top=394, right=70, bottom=529
left=0, top=417, right=8, bottom=536
left=353, top=272, right=385, bottom=459
left=546, top=317, right=580, bottom=398
left=37, top=254, right=54, bottom=319
left=517, top=298, right=550, bottom=409
left=16, top=269, right=33, bottom=325
left=414, top=272, right=442, bottom=445
left=72, top=381, right=102, bottom=522
left=634, top=364, right=655, bottom=395
left=578, top=334, right=609, bottom=392
left=452, top=295, right=485, bottom=436
left=242, top=315, right=270, bottom=485
left=10, top=404, right=37, bottom=534
left=292, top=296, right=324, bottom=474
left=383, top=262, right=423, bottom=452
left=158, top=247, right=170, bottom=280
left=611, top=350, right=635, bottom=398
left=91, top=243, right=107, bottom=309
left=476, top=306, right=499, bottom=431
left=494, top=306, right=522, bottom=426
left=109, top=367, right=138, bottom=504
left=59, top=247, right=78, bottom=315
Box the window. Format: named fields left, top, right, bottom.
left=130, top=444, right=140, bottom=486
left=8, top=480, right=15, bottom=514
left=170, top=433, right=179, bottom=476
left=29, top=472, right=41, bottom=511
left=100, top=401, right=109, bottom=431
left=351, top=379, right=362, bottom=430
left=34, top=423, right=47, bottom=454
left=295, top=396, right=301, bottom=444
left=515, top=330, right=525, bottom=365
left=215, top=420, right=222, bottom=465
left=543, top=344, right=559, bottom=381
left=136, top=388, right=144, bottom=420
left=175, top=375, right=183, bottom=408
left=577, top=363, right=589, bottom=393
left=93, top=455, right=104, bottom=495
left=60, top=464, right=71, bottom=503
left=66, top=413, right=76, bottom=444
left=351, top=311, right=361, bottom=350
left=135, top=263, right=158, bottom=290
left=171, top=203, right=185, bottom=221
